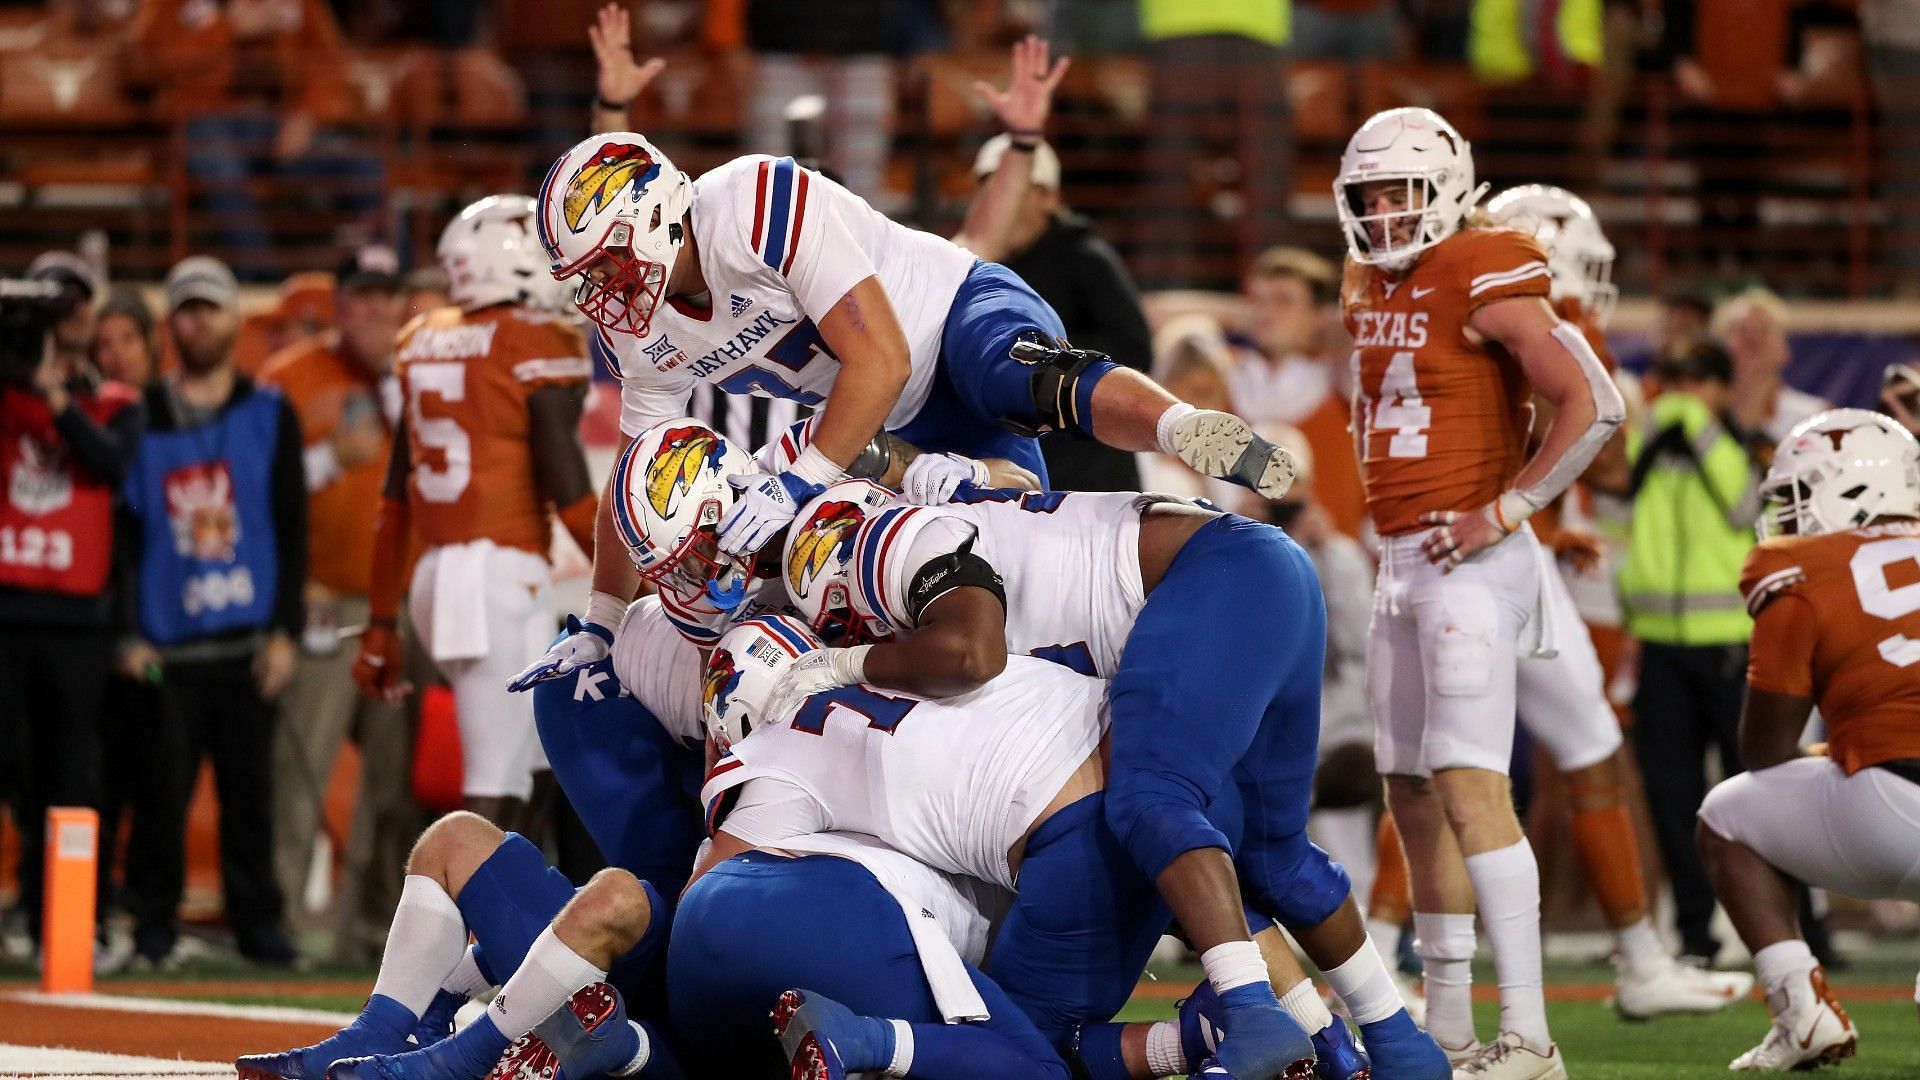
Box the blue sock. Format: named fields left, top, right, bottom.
left=357, top=994, right=417, bottom=1037
left=1072, top=1022, right=1131, bottom=1080
left=905, top=1022, right=1070, bottom=1080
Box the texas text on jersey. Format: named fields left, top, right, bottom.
left=1344, top=227, right=1553, bottom=536
left=1742, top=519, right=1920, bottom=774
left=595, top=154, right=974, bottom=439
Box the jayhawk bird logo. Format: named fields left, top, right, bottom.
left=704, top=648, right=743, bottom=720
left=787, top=500, right=864, bottom=598
left=562, top=141, right=660, bottom=235
left=645, top=426, right=722, bottom=519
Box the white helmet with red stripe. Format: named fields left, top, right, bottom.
left=782, top=479, right=899, bottom=644
left=536, top=132, right=692, bottom=337
left=705, top=613, right=823, bottom=750
left=1485, top=184, right=1618, bottom=328
left=1759, top=408, right=1920, bottom=539
left=609, top=417, right=757, bottom=605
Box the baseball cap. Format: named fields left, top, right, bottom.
left=335, top=244, right=402, bottom=292
left=972, top=133, right=1062, bottom=190
left=165, top=256, right=239, bottom=312
left=27, top=250, right=103, bottom=302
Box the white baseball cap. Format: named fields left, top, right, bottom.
left=972, top=134, right=1061, bottom=190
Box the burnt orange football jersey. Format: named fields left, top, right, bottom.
left=394, top=305, right=591, bottom=555
left=1343, top=228, right=1552, bottom=536
left=1742, top=520, right=1920, bottom=774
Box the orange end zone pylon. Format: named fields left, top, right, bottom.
left=41, top=806, right=97, bottom=993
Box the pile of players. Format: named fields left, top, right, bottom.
left=234, top=101, right=1920, bottom=1080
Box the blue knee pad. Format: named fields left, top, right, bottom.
left=456, top=832, right=577, bottom=980
left=1242, top=837, right=1352, bottom=930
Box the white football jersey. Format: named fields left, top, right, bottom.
left=702, top=656, right=1106, bottom=890
left=607, top=155, right=976, bottom=439
left=850, top=490, right=1162, bottom=677
left=611, top=596, right=708, bottom=745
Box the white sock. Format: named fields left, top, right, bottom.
left=1752, top=939, right=1818, bottom=996
left=1155, top=402, right=1199, bottom=454
left=1365, top=916, right=1404, bottom=965
left=439, top=944, right=492, bottom=998
left=1465, top=840, right=1550, bottom=1051
left=1614, top=917, right=1668, bottom=978
left=1325, top=940, right=1404, bottom=1026
left=1413, top=911, right=1478, bottom=1051
left=1201, top=940, right=1269, bottom=995
left=1277, top=977, right=1334, bottom=1034
left=369, top=876, right=470, bottom=1019
left=486, top=925, right=607, bottom=1041
left=886, top=1019, right=915, bottom=1077
left=1145, top=1020, right=1188, bottom=1075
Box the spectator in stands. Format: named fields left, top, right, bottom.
left=1617, top=340, right=1767, bottom=964
left=1227, top=247, right=1368, bottom=536
left=0, top=256, right=143, bottom=957
left=257, top=246, right=413, bottom=960
left=1292, top=0, right=1402, bottom=65
left=403, top=267, right=453, bottom=321
left=968, top=134, right=1152, bottom=491
left=94, top=289, right=159, bottom=386
left=121, top=256, right=306, bottom=967
left=1712, top=286, right=1830, bottom=444
left=1138, top=0, right=1291, bottom=287
left=1862, top=1, right=1920, bottom=294
left=129, top=0, right=376, bottom=280
left=1880, top=360, right=1920, bottom=435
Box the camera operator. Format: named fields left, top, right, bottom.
left=0, top=259, right=145, bottom=953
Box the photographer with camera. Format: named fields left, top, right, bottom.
left=0, top=255, right=145, bottom=957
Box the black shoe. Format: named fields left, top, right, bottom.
left=236, top=925, right=298, bottom=967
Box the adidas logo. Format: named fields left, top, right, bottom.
left=729, top=293, right=753, bottom=317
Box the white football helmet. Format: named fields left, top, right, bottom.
left=439, top=195, right=568, bottom=313
left=610, top=417, right=757, bottom=603
left=535, top=133, right=692, bottom=337
left=1485, top=184, right=1618, bottom=328
left=705, top=613, right=823, bottom=751
left=782, top=479, right=899, bottom=644
left=1759, top=408, right=1920, bottom=539
left=1335, top=107, right=1489, bottom=274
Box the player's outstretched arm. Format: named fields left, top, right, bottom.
left=1421, top=297, right=1625, bottom=567
left=954, top=34, right=1070, bottom=261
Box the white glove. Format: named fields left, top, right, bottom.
left=717, top=469, right=825, bottom=556
left=901, top=452, right=991, bottom=505
left=760, top=645, right=872, bottom=725
left=506, top=616, right=613, bottom=692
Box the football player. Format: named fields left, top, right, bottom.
left=1698, top=410, right=1920, bottom=1071
left=764, top=483, right=1444, bottom=1079
left=697, top=616, right=1324, bottom=1080
left=514, top=120, right=1300, bottom=689
left=351, top=195, right=598, bottom=828
left=1337, top=108, right=1625, bottom=1079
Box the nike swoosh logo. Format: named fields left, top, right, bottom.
left=1412, top=286, right=1436, bottom=298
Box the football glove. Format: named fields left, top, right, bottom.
left=717, top=469, right=825, bottom=556
left=506, top=615, right=614, bottom=692
left=901, top=452, right=991, bottom=505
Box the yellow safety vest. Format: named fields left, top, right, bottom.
left=1469, top=0, right=1602, bottom=84
left=1140, top=0, right=1288, bottom=46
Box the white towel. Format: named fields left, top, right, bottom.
left=427, top=540, right=493, bottom=662
left=1525, top=529, right=1560, bottom=661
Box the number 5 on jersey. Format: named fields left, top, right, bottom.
left=409, top=362, right=471, bottom=503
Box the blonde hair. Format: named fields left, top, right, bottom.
left=1710, top=286, right=1788, bottom=339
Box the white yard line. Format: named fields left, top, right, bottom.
left=0, top=990, right=355, bottom=1028
left=0, top=1043, right=230, bottom=1078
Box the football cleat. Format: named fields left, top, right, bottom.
left=412, top=991, right=464, bottom=1050
left=1187, top=1054, right=1318, bottom=1079
left=1178, top=980, right=1226, bottom=1068
left=772, top=989, right=891, bottom=1080
left=1730, top=968, right=1856, bottom=1072
left=238, top=995, right=417, bottom=1080
left=1311, top=1019, right=1372, bottom=1080
left=485, top=982, right=642, bottom=1080
left=1449, top=1032, right=1566, bottom=1080
left=1356, top=1011, right=1451, bottom=1080
left=1613, top=954, right=1753, bottom=1020
left=1170, top=410, right=1297, bottom=500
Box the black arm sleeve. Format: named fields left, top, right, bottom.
left=527, top=383, right=594, bottom=508
left=382, top=412, right=411, bottom=501
left=53, top=396, right=145, bottom=487
left=1067, top=239, right=1153, bottom=373
left=269, top=396, right=308, bottom=637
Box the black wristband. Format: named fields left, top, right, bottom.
left=595, top=95, right=633, bottom=113
left=1007, top=138, right=1040, bottom=153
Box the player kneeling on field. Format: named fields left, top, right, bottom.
left=1698, top=409, right=1920, bottom=1072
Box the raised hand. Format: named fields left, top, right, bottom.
left=974, top=34, right=1070, bottom=135
left=589, top=3, right=666, bottom=111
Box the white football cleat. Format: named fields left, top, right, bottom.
left=1730, top=968, right=1856, bottom=1072
left=1614, top=954, right=1754, bottom=1019
left=1170, top=410, right=1297, bottom=499
left=1450, top=1032, right=1567, bottom=1080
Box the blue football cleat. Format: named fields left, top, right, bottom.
left=484, top=982, right=640, bottom=1080
left=1356, top=1011, right=1451, bottom=1080
left=238, top=995, right=417, bottom=1080
left=771, top=988, right=896, bottom=1080
left=411, top=991, right=464, bottom=1050
left=1213, top=984, right=1317, bottom=1080
left=1179, top=980, right=1226, bottom=1069
left=1311, top=1020, right=1371, bottom=1080
left=1188, top=1054, right=1318, bottom=1079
